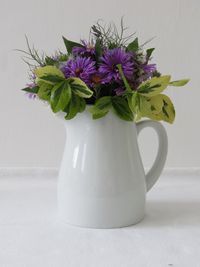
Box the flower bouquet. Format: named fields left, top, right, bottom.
left=19, top=21, right=190, bottom=228
left=20, top=21, right=189, bottom=123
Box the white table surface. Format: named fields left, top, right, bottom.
left=0, top=171, right=200, bottom=267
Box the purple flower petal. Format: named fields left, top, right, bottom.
left=26, top=93, right=37, bottom=99
left=72, top=40, right=95, bottom=57
left=99, top=48, right=134, bottom=84
left=142, top=63, right=156, bottom=73
left=61, top=57, right=96, bottom=86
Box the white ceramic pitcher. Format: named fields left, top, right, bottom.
left=57, top=109, right=168, bottom=228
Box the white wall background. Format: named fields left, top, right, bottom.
left=0, top=0, right=199, bottom=169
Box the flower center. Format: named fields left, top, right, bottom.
left=75, top=68, right=82, bottom=76
left=87, top=45, right=94, bottom=49
left=111, top=63, right=118, bottom=71
left=91, top=74, right=101, bottom=84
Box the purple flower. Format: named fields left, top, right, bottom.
left=61, top=57, right=96, bottom=86
left=99, top=48, right=134, bottom=83
left=26, top=93, right=37, bottom=99
left=72, top=40, right=95, bottom=57
left=142, top=63, right=156, bottom=75
left=140, top=63, right=157, bottom=82
left=25, top=83, right=37, bottom=99
left=134, top=63, right=157, bottom=87
left=26, top=82, right=36, bottom=88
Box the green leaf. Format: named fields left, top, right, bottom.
left=138, top=75, right=171, bottom=96
left=127, top=38, right=139, bottom=52
left=161, top=95, right=175, bottom=123
left=146, top=48, right=155, bottom=59
left=127, top=92, right=138, bottom=112
left=148, top=95, right=165, bottom=114
left=90, top=96, right=112, bottom=119
left=50, top=81, right=71, bottom=113
left=38, top=74, right=65, bottom=83
left=126, top=93, right=142, bottom=122
left=45, top=56, right=57, bottom=66
left=138, top=94, right=164, bottom=116
left=34, top=66, right=65, bottom=84
left=95, top=38, right=102, bottom=60
left=59, top=54, right=69, bottom=62
left=69, top=78, right=93, bottom=98
left=91, top=96, right=112, bottom=111
left=169, top=79, right=190, bottom=86
left=62, top=36, right=83, bottom=54
left=127, top=92, right=167, bottom=122
left=64, top=93, right=81, bottom=120
left=22, top=86, right=39, bottom=94
left=92, top=112, right=108, bottom=119
left=138, top=95, right=151, bottom=115
left=111, top=96, right=134, bottom=121
left=37, top=83, right=53, bottom=101
left=117, top=64, right=132, bottom=92
left=140, top=94, right=175, bottom=124
left=79, top=98, right=86, bottom=113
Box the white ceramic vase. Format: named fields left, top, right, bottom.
left=57, top=109, right=168, bottom=228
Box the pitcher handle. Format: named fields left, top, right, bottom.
left=136, top=120, right=168, bottom=192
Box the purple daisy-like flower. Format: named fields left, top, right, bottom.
left=99, top=48, right=134, bottom=83
left=72, top=40, right=95, bottom=57
left=61, top=57, right=96, bottom=86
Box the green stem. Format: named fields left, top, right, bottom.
left=117, top=64, right=132, bottom=92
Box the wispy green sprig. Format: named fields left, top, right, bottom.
left=16, top=36, right=45, bottom=68
left=91, top=18, right=136, bottom=48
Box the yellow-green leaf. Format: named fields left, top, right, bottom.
left=127, top=92, right=138, bottom=112
left=37, top=82, right=53, bottom=101
left=138, top=75, right=171, bottom=97
left=148, top=95, right=165, bottom=114
left=160, top=95, right=175, bottom=123
left=141, top=111, right=163, bottom=122
left=138, top=95, right=150, bottom=114
left=169, top=79, right=190, bottom=87
left=140, top=94, right=175, bottom=124
left=133, top=104, right=142, bottom=122
left=34, top=66, right=65, bottom=80
left=69, top=78, right=93, bottom=98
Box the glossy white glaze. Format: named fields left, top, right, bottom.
left=57, top=110, right=168, bottom=228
